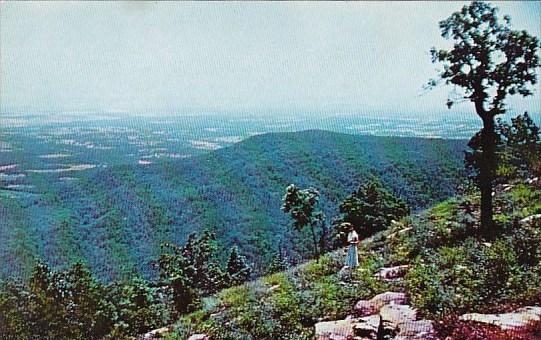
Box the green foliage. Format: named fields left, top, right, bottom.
left=405, top=237, right=533, bottom=318
left=265, top=251, right=290, bottom=275
left=0, top=262, right=119, bottom=340
left=466, top=112, right=541, bottom=185
left=174, top=252, right=388, bottom=340
left=336, top=178, right=409, bottom=241
left=0, top=284, right=29, bottom=339
left=226, top=246, right=252, bottom=286
left=108, top=278, right=171, bottom=337
left=498, top=112, right=541, bottom=178
left=430, top=1, right=540, bottom=111
left=282, top=184, right=328, bottom=258
left=401, top=183, right=541, bottom=318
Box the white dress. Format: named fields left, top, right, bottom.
left=345, top=230, right=359, bottom=267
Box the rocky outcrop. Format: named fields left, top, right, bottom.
left=354, top=292, right=407, bottom=316
left=459, top=306, right=541, bottom=333
left=316, top=292, right=435, bottom=340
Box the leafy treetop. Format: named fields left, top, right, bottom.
left=429, top=1, right=540, bottom=116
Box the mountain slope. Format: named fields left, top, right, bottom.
left=0, top=130, right=467, bottom=280
left=167, top=179, right=541, bottom=340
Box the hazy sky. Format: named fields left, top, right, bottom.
left=1, top=1, right=540, bottom=116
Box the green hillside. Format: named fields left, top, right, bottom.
left=168, top=180, right=541, bottom=340
left=0, top=130, right=467, bottom=281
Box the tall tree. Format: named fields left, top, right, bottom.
left=429, top=1, right=540, bottom=236
left=282, top=184, right=327, bottom=259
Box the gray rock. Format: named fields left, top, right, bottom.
left=376, top=265, right=410, bottom=281
left=459, top=306, right=541, bottom=332
left=352, top=315, right=380, bottom=339
left=397, top=319, right=436, bottom=339
left=142, top=326, right=173, bottom=339
left=315, top=319, right=355, bottom=340
left=379, top=304, right=437, bottom=339
left=187, top=334, right=210, bottom=340
left=354, top=292, right=407, bottom=317
left=519, top=214, right=541, bottom=226
left=379, top=303, right=417, bottom=330
left=526, top=177, right=540, bottom=187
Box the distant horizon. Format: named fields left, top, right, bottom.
left=1, top=1, right=540, bottom=117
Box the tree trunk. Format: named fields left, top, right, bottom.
left=479, top=115, right=496, bottom=238
left=319, top=223, right=327, bottom=256
left=310, top=225, right=320, bottom=260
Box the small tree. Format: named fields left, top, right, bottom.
left=282, top=184, right=327, bottom=259
left=498, top=112, right=541, bottom=177
left=266, top=250, right=289, bottom=275
left=429, top=1, right=540, bottom=236
left=109, top=277, right=169, bottom=336
left=466, top=112, right=541, bottom=185
left=336, top=179, right=409, bottom=243
left=226, top=246, right=252, bottom=286
left=158, top=242, right=199, bottom=314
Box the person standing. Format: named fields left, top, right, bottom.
left=344, top=223, right=359, bottom=268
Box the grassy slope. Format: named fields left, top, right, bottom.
left=167, top=181, right=541, bottom=340
left=0, top=130, right=467, bottom=281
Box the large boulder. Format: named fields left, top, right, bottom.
left=459, top=306, right=541, bottom=333
left=354, top=292, right=407, bottom=317
left=315, top=319, right=355, bottom=340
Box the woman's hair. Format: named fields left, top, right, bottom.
left=341, top=222, right=354, bottom=231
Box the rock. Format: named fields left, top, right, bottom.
left=376, top=265, right=410, bottom=281
left=526, top=177, right=540, bottom=187
left=379, top=304, right=437, bottom=339
left=397, top=319, right=436, bottom=339
left=459, top=306, right=541, bottom=333
left=142, top=326, right=173, bottom=339
left=519, top=214, right=541, bottom=226
left=352, top=315, right=380, bottom=340
left=187, top=335, right=209, bottom=340
left=267, top=284, right=280, bottom=293
left=387, top=227, right=412, bottom=240
left=315, top=319, right=355, bottom=340
left=379, top=304, right=417, bottom=330
left=354, top=292, right=407, bottom=317
left=398, top=227, right=412, bottom=234
left=338, top=266, right=352, bottom=281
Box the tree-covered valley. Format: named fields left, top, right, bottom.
left=1, top=128, right=467, bottom=281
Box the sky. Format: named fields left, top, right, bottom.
left=1, top=1, right=540, bottom=117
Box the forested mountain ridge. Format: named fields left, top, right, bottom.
left=0, top=130, right=467, bottom=281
